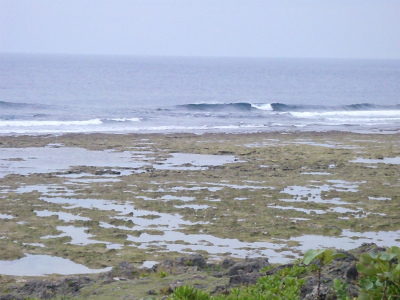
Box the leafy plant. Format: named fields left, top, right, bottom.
left=169, top=285, right=210, bottom=300
left=158, top=270, right=168, bottom=278
left=356, top=246, right=400, bottom=300
left=249, top=273, right=306, bottom=300
left=303, top=248, right=346, bottom=300
left=275, top=264, right=309, bottom=278
left=333, top=278, right=352, bottom=300
left=168, top=265, right=307, bottom=300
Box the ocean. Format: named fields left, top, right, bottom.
left=1, top=54, right=400, bottom=135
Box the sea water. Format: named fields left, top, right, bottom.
left=1, top=54, right=399, bottom=135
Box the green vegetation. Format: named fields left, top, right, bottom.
left=167, top=247, right=400, bottom=300
left=303, top=248, right=346, bottom=299
left=333, top=278, right=351, bottom=300
left=357, top=246, right=400, bottom=300
left=169, top=265, right=307, bottom=300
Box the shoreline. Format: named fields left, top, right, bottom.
left=0, top=131, right=399, bottom=275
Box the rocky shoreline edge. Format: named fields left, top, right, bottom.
left=0, top=243, right=391, bottom=300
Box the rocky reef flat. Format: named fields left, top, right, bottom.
left=0, top=131, right=399, bottom=297
left=0, top=243, right=391, bottom=299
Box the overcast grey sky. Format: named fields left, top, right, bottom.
left=1, top=0, right=400, bottom=59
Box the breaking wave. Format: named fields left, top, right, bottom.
left=176, top=102, right=400, bottom=113
left=177, top=102, right=253, bottom=111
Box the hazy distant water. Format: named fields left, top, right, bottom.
left=1, top=54, right=399, bottom=135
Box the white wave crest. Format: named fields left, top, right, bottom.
left=251, top=103, right=273, bottom=111
left=107, top=118, right=141, bottom=122
left=290, top=110, right=400, bottom=119
left=0, top=119, right=103, bottom=127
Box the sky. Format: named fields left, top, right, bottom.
left=1, top=0, right=400, bottom=59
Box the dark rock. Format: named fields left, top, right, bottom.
left=0, top=295, right=24, bottom=300
left=227, top=257, right=269, bottom=276
left=94, top=169, right=121, bottom=175
left=229, top=273, right=259, bottom=286
left=350, top=243, right=385, bottom=256
left=303, top=285, right=336, bottom=300
left=346, top=263, right=358, bottom=281
left=147, top=289, right=157, bottom=295
left=102, top=261, right=139, bottom=282
left=211, top=285, right=230, bottom=296
left=161, top=258, right=174, bottom=269
left=301, top=276, right=319, bottom=299
left=263, top=263, right=294, bottom=276
left=7, top=276, right=92, bottom=300
left=225, top=257, right=269, bottom=287
left=221, top=258, right=236, bottom=269
left=175, top=254, right=207, bottom=269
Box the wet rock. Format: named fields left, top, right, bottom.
left=211, top=285, right=230, bottom=296
left=346, top=264, right=358, bottom=280
left=221, top=258, right=236, bottom=269
left=94, top=169, right=121, bottom=175
left=350, top=242, right=385, bottom=256
left=4, top=276, right=92, bottom=300
left=303, top=285, right=336, bottom=300
left=263, top=263, right=294, bottom=276
left=147, top=289, right=157, bottom=295
left=229, top=273, right=260, bottom=286
left=174, top=254, right=207, bottom=269
left=227, top=257, right=269, bottom=276
left=161, top=258, right=174, bottom=269
left=301, top=276, right=318, bottom=299
left=0, top=295, right=25, bottom=300
left=102, top=261, right=139, bottom=282
left=225, top=257, right=269, bottom=287
left=0, top=244, right=390, bottom=300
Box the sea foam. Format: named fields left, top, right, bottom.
left=0, top=119, right=103, bottom=127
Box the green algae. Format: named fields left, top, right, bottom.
left=0, top=131, right=399, bottom=271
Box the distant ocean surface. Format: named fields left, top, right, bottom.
left=1, top=54, right=400, bottom=135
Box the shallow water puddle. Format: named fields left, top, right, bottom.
left=268, top=205, right=326, bottom=215
left=0, top=147, right=245, bottom=177
left=0, top=254, right=111, bottom=276
left=292, top=230, right=400, bottom=252
left=40, top=197, right=203, bottom=231
left=153, top=153, right=242, bottom=170
left=291, top=140, right=339, bottom=148
left=161, top=195, right=196, bottom=202
left=351, top=157, right=400, bottom=164
left=290, top=139, right=359, bottom=149
left=126, top=231, right=294, bottom=263
left=39, top=224, right=122, bottom=249
left=328, top=206, right=361, bottom=214
left=16, top=184, right=76, bottom=197
left=141, top=261, right=158, bottom=268
left=175, top=204, right=211, bottom=210
left=37, top=196, right=297, bottom=263
left=171, top=186, right=224, bottom=192
left=368, top=196, right=392, bottom=201
left=301, top=172, right=332, bottom=175
left=35, top=210, right=91, bottom=222
left=22, top=242, right=46, bottom=248
left=0, top=146, right=147, bottom=177
left=0, top=213, right=14, bottom=219
left=275, top=181, right=368, bottom=216
left=211, top=182, right=274, bottom=190
left=65, top=177, right=122, bottom=184
left=41, top=225, right=100, bottom=245
left=280, top=180, right=360, bottom=205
